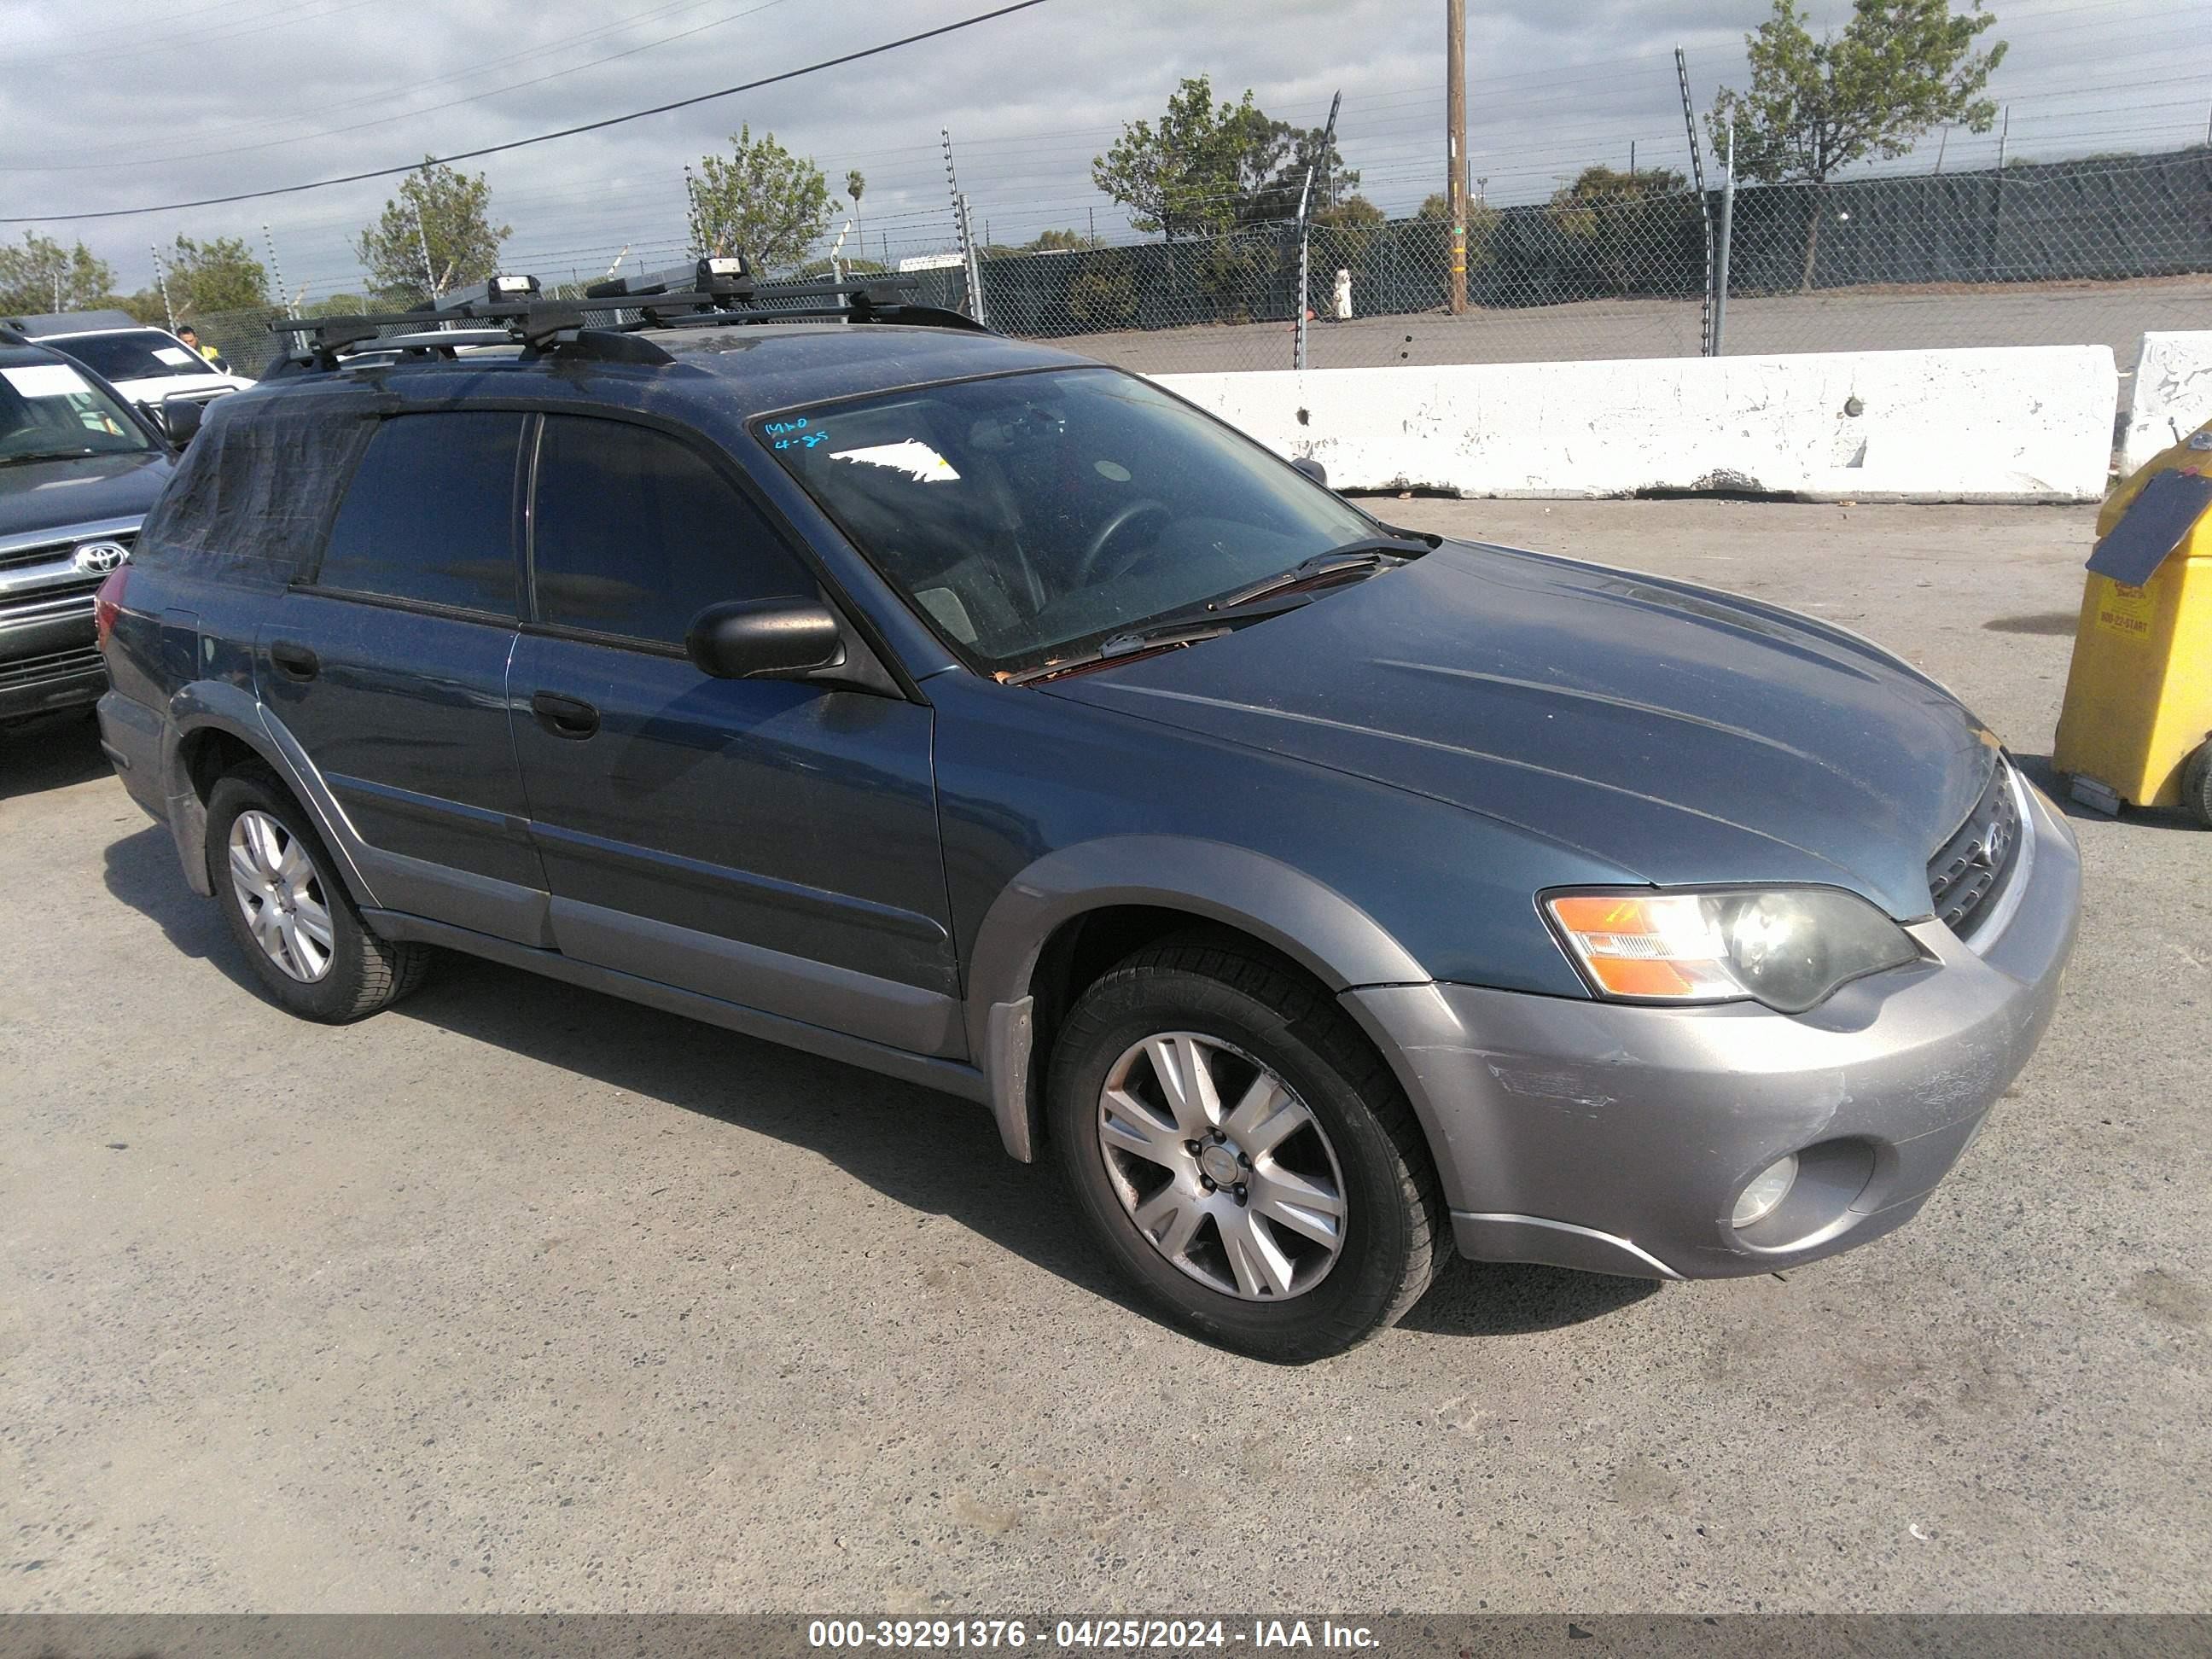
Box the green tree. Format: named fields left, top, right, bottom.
left=161, top=235, right=268, bottom=317
left=1091, top=76, right=1357, bottom=239
left=0, top=232, right=116, bottom=314
left=1028, top=228, right=1091, bottom=252
left=691, top=126, right=834, bottom=274
left=1417, top=192, right=1501, bottom=274
left=1709, top=0, right=2006, bottom=288
left=844, top=168, right=866, bottom=259
left=1545, top=166, right=1700, bottom=295
left=354, top=159, right=512, bottom=306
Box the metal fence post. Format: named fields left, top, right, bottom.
left=1675, top=47, right=1714, bottom=357
left=1712, top=119, right=1735, bottom=356
left=262, top=224, right=293, bottom=317
left=149, top=245, right=176, bottom=333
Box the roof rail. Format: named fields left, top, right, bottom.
left=268, top=261, right=985, bottom=370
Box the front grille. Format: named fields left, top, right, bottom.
left=0, top=574, right=104, bottom=611
left=1927, top=759, right=2023, bottom=937
left=0, top=531, right=135, bottom=576
left=0, top=644, right=104, bottom=690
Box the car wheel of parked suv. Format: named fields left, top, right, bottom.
left=205, top=763, right=432, bottom=1022
left=1048, top=936, right=1449, bottom=1362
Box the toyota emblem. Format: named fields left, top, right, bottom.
left=73, top=540, right=130, bottom=574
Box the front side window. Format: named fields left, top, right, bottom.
left=0, top=357, right=155, bottom=462
left=756, top=367, right=1382, bottom=673
left=315, top=412, right=524, bottom=614
left=530, top=415, right=811, bottom=646
left=53, top=329, right=218, bottom=383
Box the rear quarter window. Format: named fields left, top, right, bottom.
left=311, top=412, right=526, bottom=615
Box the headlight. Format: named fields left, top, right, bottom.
left=1544, top=888, right=1919, bottom=1013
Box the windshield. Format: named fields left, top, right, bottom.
left=757, top=367, right=1384, bottom=673
left=49, top=329, right=217, bottom=383
left=0, top=358, right=155, bottom=462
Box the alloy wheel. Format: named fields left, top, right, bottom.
left=226, top=809, right=335, bottom=983
left=1096, top=1031, right=1348, bottom=1301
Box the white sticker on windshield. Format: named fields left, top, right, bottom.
left=832, top=439, right=961, bottom=483
left=154, top=346, right=198, bottom=367
left=3, top=364, right=94, bottom=399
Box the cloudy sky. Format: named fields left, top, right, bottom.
left=2, top=0, right=2198, bottom=301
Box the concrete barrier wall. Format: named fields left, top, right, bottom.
left=2120, top=331, right=2212, bottom=476
left=1157, top=345, right=2118, bottom=503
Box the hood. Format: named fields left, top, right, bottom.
left=0, top=448, right=172, bottom=543
left=1045, top=541, right=1996, bottom=921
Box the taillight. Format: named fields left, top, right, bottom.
left=94, top=566, right=129, bottom=648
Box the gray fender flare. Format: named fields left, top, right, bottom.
left=965, top=835, right=1431, bottom=1162
left=162, top=683, right=377, bottom=909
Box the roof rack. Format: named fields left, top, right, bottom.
left=266, top=259, right=987, bottom=372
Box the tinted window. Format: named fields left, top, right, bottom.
left=531, top=416, right=810, bottom=645
left=316, top=413, right=524, bottom=614
left=53, top=329, right=218, bottom=383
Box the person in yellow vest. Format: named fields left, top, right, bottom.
left=175, top=324, right=229, bottom=374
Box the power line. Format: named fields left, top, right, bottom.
left=3, top=0, right=1059, bottom=224
left=12, top=0, right=810, bottom=172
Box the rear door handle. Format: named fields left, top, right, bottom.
left=531, top=690, right=601, bottom=739
left=269, top=640, right=318, bottom=680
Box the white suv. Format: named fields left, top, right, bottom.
left=3, top=310, right=256, bottom=413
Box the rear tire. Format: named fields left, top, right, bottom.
left=1047, top=936, right=1447, bottom=1363
left=205, top=762, right=430, bottom=1022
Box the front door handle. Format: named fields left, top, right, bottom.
left=531, top=690, right=601, bottom=740
left=269, top=640, right=318, bottom=681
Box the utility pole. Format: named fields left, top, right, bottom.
left=1446, top=0, right=1468, bottom=315
left=1995, top=103, right=2011, bottom=170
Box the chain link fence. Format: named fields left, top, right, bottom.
left=189, top=146, right=2210, bottom=387
left=939, top=146, right=2212, bottom=377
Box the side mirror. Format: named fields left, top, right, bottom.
left=157, top=399, right=205, bottom=447
left=1290, top=455, right=1328, bottom=488
left=685, top=597, right=845, bottom=680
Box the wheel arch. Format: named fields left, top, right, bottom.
left=160, top=683, right=375, bottom=908
left=966, top=837, right=1431, bottom=1164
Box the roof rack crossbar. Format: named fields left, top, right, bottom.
left=267, top=267, right=982, bottom=369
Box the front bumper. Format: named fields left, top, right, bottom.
left=1347, top=771, right=2081, bottom=1280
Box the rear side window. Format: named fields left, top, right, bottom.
left=314, top=412, right=525, bottom=614
left=530, top=415, right=811, bottom=646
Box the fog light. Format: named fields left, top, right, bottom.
left=1732, top=1155, right=1799, bottom=1229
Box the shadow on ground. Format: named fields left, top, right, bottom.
left=2013, top=750, right=2206, bottom=832
left=0, top=708, right=109, bottom=800
left=99, top=823, right=1650, bottom=1353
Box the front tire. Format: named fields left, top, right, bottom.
left=1048, top=936, right=1447, bottom=1362
left=2184, top=740, right=2212, bottom=830
left=204, top=763, right=430, bottom=1022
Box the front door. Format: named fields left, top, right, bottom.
left=256, top=409, right=548, bottom=945
left=508, top=413, right=959, bottom=1056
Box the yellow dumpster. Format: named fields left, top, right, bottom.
left=2052, top=418, right=2212, bottom=826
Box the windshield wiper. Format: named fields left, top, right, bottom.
left=0, top=446, right=108, bottom=467
left=1208, top=535, right=1429, bottom=612
left=1004, top=621, right=1239, bottom=686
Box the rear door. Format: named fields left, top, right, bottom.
left=255, top=409, right=548, bottom=945
left=509, top=411, right=959, bottom=1056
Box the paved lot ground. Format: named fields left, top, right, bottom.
left=2, top=501, right=2208, bottom=1614
left=1063, top=276, right=2212, bottom=403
